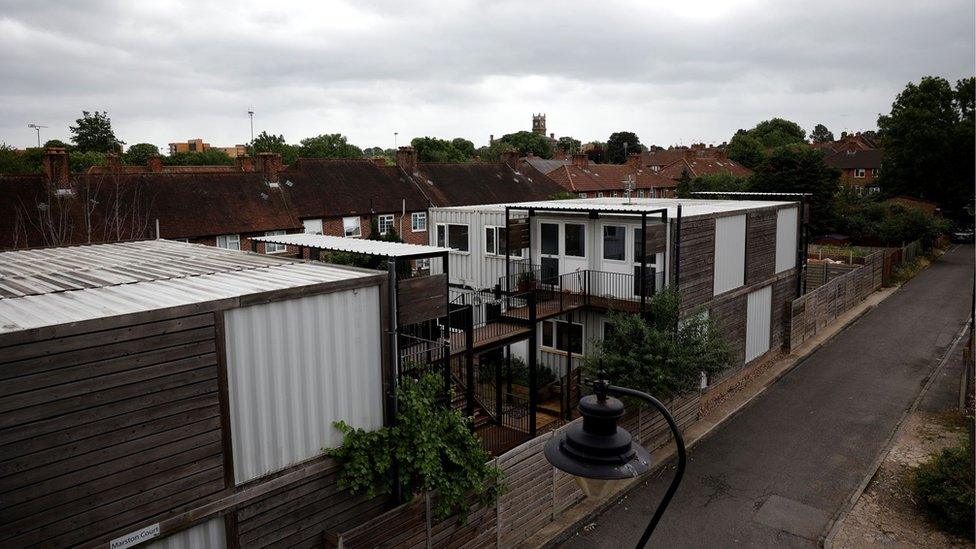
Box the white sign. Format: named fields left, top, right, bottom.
left=109, top=523, right=160, bottom=549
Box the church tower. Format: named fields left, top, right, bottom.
left=532, top=113, right=546, bottom=135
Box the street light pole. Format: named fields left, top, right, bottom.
left=247, top=109, right=254, bottom=142
left=544, top=378, right=686, bottom=548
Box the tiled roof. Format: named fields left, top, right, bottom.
left=280, top=158, right=428, bottom=218
left=823, top=148, right=882, bottom=170
left=658, top=157, right=752, bottom=180
left=408, top=162, right=565, bottom=206
left=546, top=163, right=675, bottom=193
left=524, top=157, right=569, bottom=174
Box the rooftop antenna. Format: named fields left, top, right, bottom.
left=625, top=175, right=635, bottom=204
left=394, top=131, right=398, bottom=149
left=27, top=123, right=47, bottom=147
left=247, top=109, right=254, bottom=142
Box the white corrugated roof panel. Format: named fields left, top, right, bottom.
left=0, top=240, right=380, bottom=334
left=251, top=233, right=451, bottom=258
left=435, top=197, right=795, bottom=219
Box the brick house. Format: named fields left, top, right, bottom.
left=823, top=145, right=882, bottom=192
left=656, top=149, right=753, bottom=182
left=529, top=152, right=677, bottom=198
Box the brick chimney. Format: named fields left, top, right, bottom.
left=500, top=150, right=518, bottom=167
left=626, top=153, right=641, bottom=169
left=42, top=147, right=70, bottom=188
left=235, top=155, right=254, bottom=172
left=572, top=153, right=588, bottom=168
left=147, top=155, right=163, bottom=172
left=106, top=153, right=122, bottom=172
left=255, top=152, right=283, bottom=183
left=396, top=146, right=417, bottom=174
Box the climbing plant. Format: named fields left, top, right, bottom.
left=327, top=372, right=505, bottom=518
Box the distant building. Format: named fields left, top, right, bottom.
left=816, top=132, right=882, bottom=192
left=168, top=138, right=246, bottom=158
left=528, top=152, right=677, bottom=198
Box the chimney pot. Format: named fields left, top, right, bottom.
left=42, top=147, right=70, bottom=188
left=396, top=146, right=418, bottom=174
left=235, top=155, right=254, bottom=172
left=255, top=152, right=283, bottom=182
left=106, top=153, right=122, bottom=172
left=627, top=152, right=641, bottom=169
left=147, top=155, right=163, bottom=172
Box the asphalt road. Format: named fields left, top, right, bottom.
left=560, top=245, right=974, bottom=548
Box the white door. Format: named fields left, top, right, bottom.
left=745, top=285, right=772, bottom=363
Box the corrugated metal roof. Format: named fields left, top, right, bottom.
left=251, top=233, right=450, bottom=258
left=436, top=197, right=794, bottom=218
left=0, top=239, right=378, bottom=334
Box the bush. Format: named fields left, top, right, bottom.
left=327, top=373, right=504, bottom=519
left=910, top=443, right=975, bottom=539
left=477, top=356, right=556, bottom=387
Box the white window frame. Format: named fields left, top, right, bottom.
left=854, top=168, right=865, bottom=178
left=578, top=192, right=587, bottom=198
left=216, top=234, right=240, bottom=250
left=411, top=212, right=427, bottom=232
left=436, top=223, right=469, bottom=253
left=596, top=191, right=604, bottom=198
left=378, top=214, right=394, bottom=236
left=541, top=319, right=584, bottom=356
left=564, top=223, right=586, bottom=258
left=343, top=216, right=362, bottom=238
left=637, top=190, right=645, bottom=198
left=264, top=230, right=286, bottom=253
left=303, top=218, right=323, bottom=235
left=485, top=225, right=524, bottom=258
left=602, top=225, right=627, bottom=262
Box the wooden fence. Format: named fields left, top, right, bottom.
left=788, top=251, right=884, bottom=350
left=803, top=261, right=858, bottom=291
left=325, top=394, right=700, bottom=548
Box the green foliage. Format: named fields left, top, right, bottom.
left=477, top=356, right=556, bottom=387
left=496, top=131, right=553, bottom=159
left=727, top=118, right=807, bottom=169
left=677, top=171, right=749, bottom=198
left=832, top=191, right=951, bottom=247
left=750, top=145, right=840, bottom=234
left=0, top=143, right=39, bottom=174
left=69, top=150, right=107, bottom=172
left=877, top=76, right=975, bottom=219
left=584, top=290, right=734, bottom=401
left=247, top=131, right=300, bottom=165
left=327, top=373, right=505, bottom=519
left=451, top=138, right=476, bottom=159
left=548, top=190, right=577, bottom=200
left=810, top=124, right=834, bottom=143
left=410, top=137, right=468, bottom=163
left=124, top=143, right=160, bottom=166
left=606, top=131, right=642, bottom=164
left=43, top=139, right=71, bottom=150
left=556, top=136, right=581, bottom=154
left=726, top=132, right=766, bottom=169
left=910, top=443, right=974, bottom=539
left=70, top=111, right=123, bottom=153
left=298, top=133, right=363, bottom=159
left=584, top=142, right=607, bottom=164
left=164, top=149, right=234, bottom=166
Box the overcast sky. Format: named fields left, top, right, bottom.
left=1, top=0, right=973, bottom=152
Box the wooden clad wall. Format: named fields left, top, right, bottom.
left=709, top=293, right=748, bottom=371
left=0, top=310, right=226, bottom=548
left=674, top=217, right=716, bottom=313
left=745, top=210, right=777, bottom=285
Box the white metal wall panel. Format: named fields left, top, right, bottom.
left=775, top=207, right=799, bottom=273
left=225, top=286, right=383, bottom=484
left=146, top=518, right=226, bottom=549
left=429, top=208, right=514, bottom=290
left=745, top=285, right=772, bottom=363
left=713, top=214, right=746, bottom=295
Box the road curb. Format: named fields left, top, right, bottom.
left=533, top=288, right=896, bottom=548
left=820, top=321, right=970, bottom=549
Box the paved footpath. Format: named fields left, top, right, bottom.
left=561, top=245, right=974, bottom=548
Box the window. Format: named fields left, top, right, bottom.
left=596, top=191, right=604, bottom=198
left=541, top=223, right=559, bottom=255
left=265, top=230, right=286, bottom=253
left=578, top=192, right=587, bottom=198
left=411, top=212, right=427, bottom=232
left=603, top=225, right=625, bottom=261
left=437, top=223, right=469, bottom=252
left=634, top=265, right=657, bottom=296
left=871, top=168, right=879, bottom=177
left=854, top=168, right=865, bottom=178
left=610, top=191, right=617, bottom=198
left=343, top=216, right=362, bottom=237
left=564, top=224, right=585, bottom=257
left=216, top=234, right=240, bottom=250
left=303, top=219, right=323, bottom=234
left=542, top=320, right=583, bottom=354
left=378, top=214, right=394, bottom=236
left=637, top=190, right=645, bottom=198
left=485, top=226, right=496, bottom=255
left=633, top=227, right=660, bottom=263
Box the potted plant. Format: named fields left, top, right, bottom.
left=516, top=271, right=537, bottom=293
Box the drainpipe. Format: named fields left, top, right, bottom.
left=387, top=258, right=402, bottom=504
left=674, top=204, right=682, bottom=290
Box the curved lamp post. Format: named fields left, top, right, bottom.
left=544, top=379, right=686, bottom=548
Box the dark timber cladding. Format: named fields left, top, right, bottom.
left=745, top=209, right=776, bottom=285
left=0, top=309, right=226, bottom=548
left=397, top=273, right=448, bottom=325
left=674, top=217, right=716, bottom=313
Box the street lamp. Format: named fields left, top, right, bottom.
left=544, top=378, right=686, bottom=548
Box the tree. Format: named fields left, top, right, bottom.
left=749, top=118, right=807, bottom=148
left=606, top=131, right=642, bottom=164
left=450, top=138, right=476, bottom=159
left=124, top=143, right=160, bottom=166
left=410, top=137, right=467, bottom=163
left=298, top=133, right=363, bottom=159
left=70, top=111, right=123, bottom=153
left=877, top=76, right=975, bottom=217
left=556, top=136, right=581, bottom=154
left=43, top=139, right=72, bottom=150
left=750, top=145, right=840, bottom=234
left=584, top=291, right=733, bottom=401
left=584, top=142, right=606, bottom=163
left=726, top=132, right=765, bottom=169
left=677, top=172, right=749, bottom=198
left=247, top=131, right=299, bottom=165
left=810, top=124, right=834, bottom=143
left=0, top=143, right=37, bottom=174
left=164, top=149, right=234, bottom=166
left=496, top=131, right=553, bottom=159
